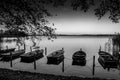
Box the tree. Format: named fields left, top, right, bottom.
left=0, top=0, right=120, bottom=38
left=95, top=0, right=120, bottom=23
left=68, top=0, right=120, bottom=23
left=0, top=0, right=56, bottom=39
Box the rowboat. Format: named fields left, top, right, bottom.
left=20, top=49, right=44, bottom=63
left=47, top=49, right=64, bottom=64
left=0, top=48, right=15, bottom=53
left=1, top=49, right=25, bottom=61
left=72, top=49, right=86, bottom=63
left=98, top=51, right=118, bottom=69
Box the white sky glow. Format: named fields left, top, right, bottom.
left=48, top=16, right=120, bottom=34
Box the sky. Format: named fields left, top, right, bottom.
left=49, top=15, right=120, bottom=34
left=1, top=0, right=120, bottom=35
left=46, top=1, right=120, bottom=34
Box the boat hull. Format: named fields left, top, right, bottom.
left=1, top=49, right=25, bottom=61
left=0, top=48, right=15, bottom=54
left=72, top=56, right=86, bottom=61
left=98, top=51, right=118, bottom=69
left=98, top=57, right=118, bottom=69
left=47, top=50, right=64, bottom=65
left=47, top=56, right=64, bottom=65
left=72, top=60, right=86, bottom=66
left=72, top=50, right=86, bottom=66
left=20, top=49, right=44, bottom=63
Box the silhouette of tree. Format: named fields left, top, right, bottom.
left=95, top=0, right=120, bottom=23
left=0, top=0, right=120, bottom=37
left=69, top=0, right=120, bottom=23
left=71, top=0, right=94, bottom=12
left=0, top=0, right=56, bottom=38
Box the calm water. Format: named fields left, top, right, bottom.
left=0, top=36, right=120, bottom=80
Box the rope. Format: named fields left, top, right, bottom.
left=64, top=57, right=72, bottom=60
left=13, top=61, right=19, bottom=65
left=85, top=65, right=92, bottom=71
left=86, top=56, right=93, bottom=61
left=36, top=62, right=46, bottom=66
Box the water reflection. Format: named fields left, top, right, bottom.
left=0, top=36, right=120, bottom=80
left=72, top=60, right=86, bottom=66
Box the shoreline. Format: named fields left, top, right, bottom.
left=0, top=34, right=118, bottom=37
left=0, top=68, right=115, bottom=80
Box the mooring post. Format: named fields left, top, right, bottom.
left=119, top=59, right=120, bottom=75
left=6, top=45, right=8, bottom=49
left=24, top=44, right=26, bottom=51
left=80, top=48, right=82, bottom=51
left=92, top=55, right=95, bottom=76
left=34, top=54, right=36, bottom=70
left=10, top=52, right=13, bottom=67
left=99, top=46, right=101, bottom=52
left=62, top=48, right=64, bottom=51
left=62, top=48, right=64, bottom=54
left=45, top=47, right=47, bottom=55
left=30, top=46, right=32, bottom=52
left=62, top=58, right=64, bottom=72
left=62, top=47, right=64, bottom=72
left=18, top=45, right=20, bottom=50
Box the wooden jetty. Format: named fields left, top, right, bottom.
left=0, top=49, right=25, bottom=61
left=47, top=49, right=64, bottom=65
left=98, top=50, right=118, bottom=69
left=20, top=49, right=44, bottom=63
left=0, top=48, right=15, bottom=54
left=72, top=49, right=86, bottom=66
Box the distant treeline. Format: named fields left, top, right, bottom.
left=0, top=29, right=27, bottom=37
left=57, top=34, right=118, bottom=37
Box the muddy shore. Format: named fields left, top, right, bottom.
left=0, top=68, right=115, bottom=80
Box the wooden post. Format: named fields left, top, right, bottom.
left=34, top=52, right=36, bottom=70
left=62, top=48, right=64, bottom=51
left=62, top=48, right=64, bottom=55
left=10, top=52, right=13, bottom=67
left=30, top=46, right=36, bottom=70
left=62, top=47, right=64, bottom=72
left=24, top=44, right=26, bottom=51
left=18, top=45, right=20, bottom=50
left=45, top=47, right=47, bottom=55
left=6, top=45, right=8, bottom=49
left=30, top=46, right=32, bottom=52
left=62, top=58, right=64, bottom=72
left=33, top=52, right=36, bottom=70
left=99, top=46, right=101, bottom=52
left=92, top=55, right=95, bottom=76
left=119, top=60, right=120, bottom=75
left=80, top=48, right=82, bottom=51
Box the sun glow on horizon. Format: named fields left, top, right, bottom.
left=48, top=17, right=120, bottom=34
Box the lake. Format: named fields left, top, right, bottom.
left=0, top=36, right=120, bottom=80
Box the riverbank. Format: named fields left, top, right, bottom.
left=0, top=68, right=115, bottom=80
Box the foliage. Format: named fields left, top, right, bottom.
left=112, top=33, right=120, bottom=45
left=0, top=0, right=120, bottom=38
left=95, top=0, right=120, bottom=23
left=4, top=29, right=27, bottom=36
left=71, top=0, right=94, bottom=12
left=0, top=0, right=56, bottom=38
